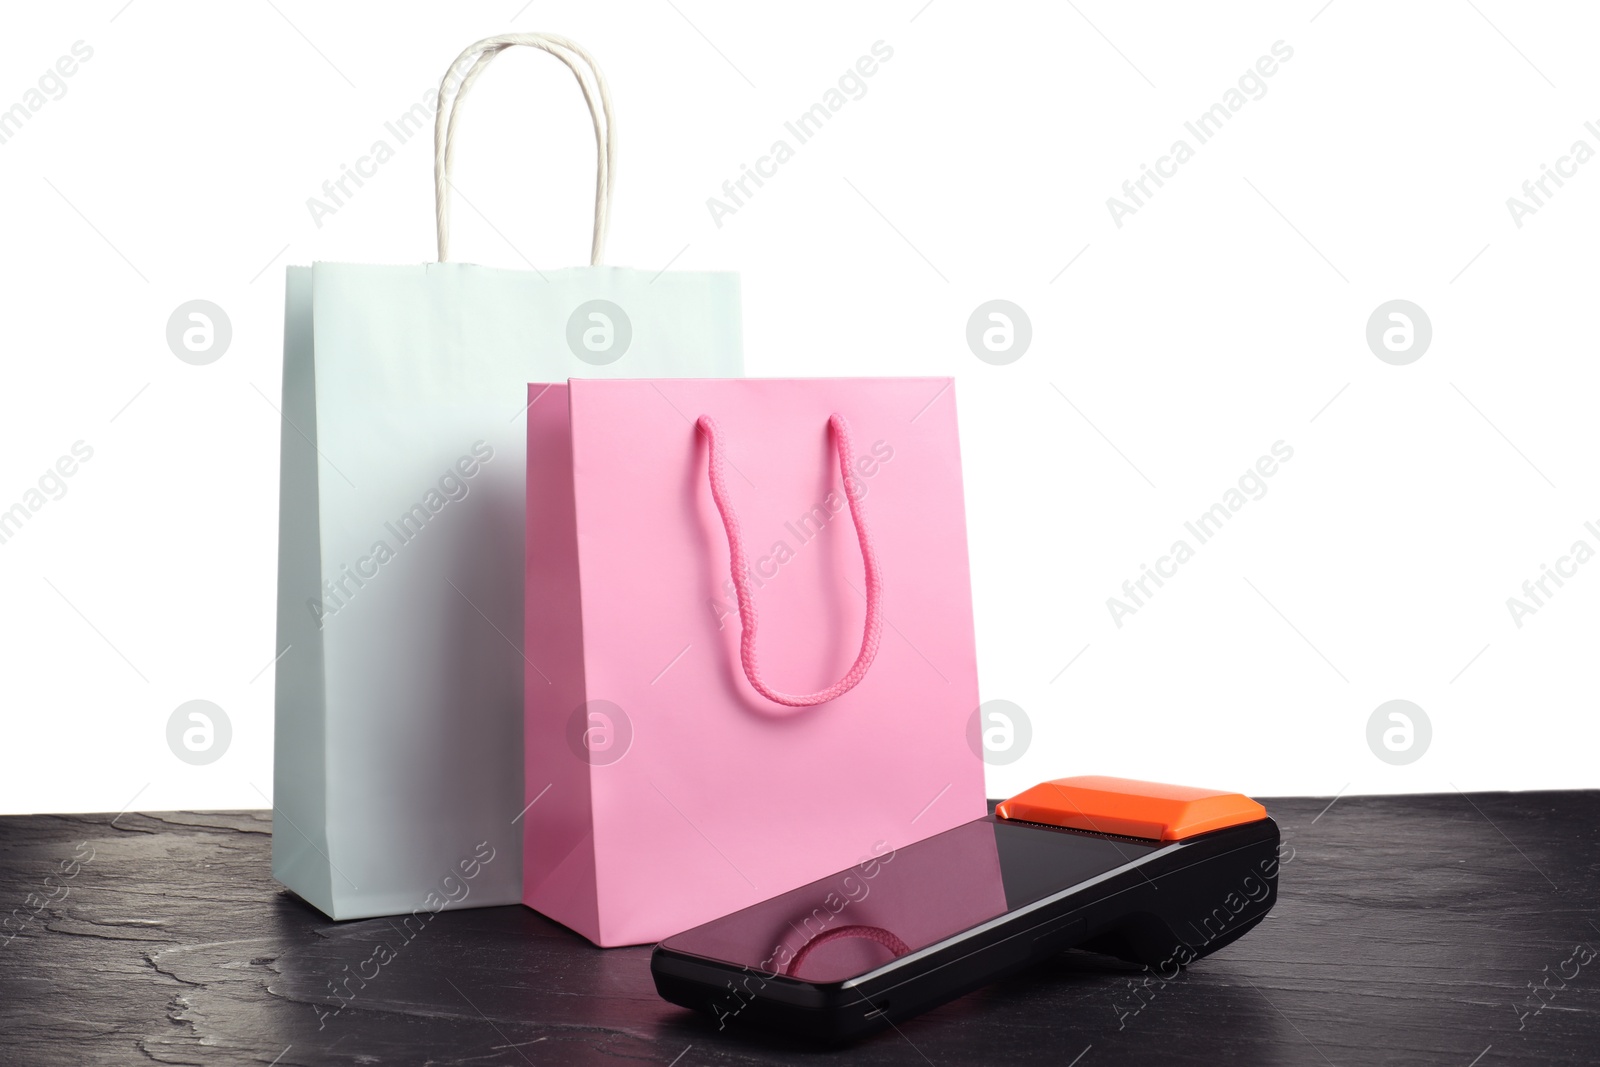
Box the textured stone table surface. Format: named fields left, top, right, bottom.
left=1, top=792, right=1596, bottom=1065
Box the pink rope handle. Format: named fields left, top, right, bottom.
left=786, top=924, right=912, bottom=977
left=697, top=413, right=883, bottom=708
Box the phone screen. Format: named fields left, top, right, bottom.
left=660, top=817, right=1162, bottom=983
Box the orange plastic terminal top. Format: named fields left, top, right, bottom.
left=995, top=776, right=1267, bottom=842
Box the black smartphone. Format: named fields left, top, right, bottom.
left=652, top=780, right=1280, bottom=1042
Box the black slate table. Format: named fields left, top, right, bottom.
left=2, top=793, right=1596, bottom=1065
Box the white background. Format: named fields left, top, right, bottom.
left=2, top=0, right=1595, bottom=814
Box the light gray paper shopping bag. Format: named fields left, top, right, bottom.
left=273, top=33, right=742, bottom=919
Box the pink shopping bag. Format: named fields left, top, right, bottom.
left=523, top=377, right=987, bottom=946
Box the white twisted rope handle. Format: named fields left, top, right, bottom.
left=432, top=33, right=616, bottom=264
